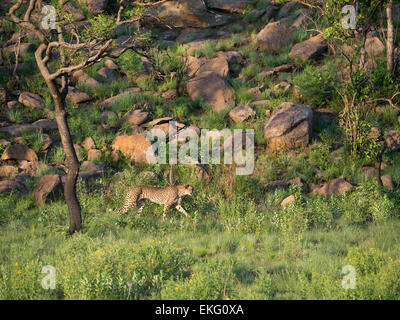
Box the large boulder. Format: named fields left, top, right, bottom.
left=78, top=0, right=108, bottom=15
left=112, top=133, right=152, bottom=163
left=279, top=1, right=304, bottom=15
left=187, top=71, right=235, bottom=112
left=312, top=178, right=355, bottom=196
left=18, top=92, right=45, bottom=109
left=205, top=0, right=251, bottom=13
left=87, top=149, right=102, bottom=161
left=142, top=117, right=174, bottom=128
left=72, top=70, right=100, bottom=88
left=1, top=144, right=38, bottom=161
left=97, top=67, right=117, bottom=81
left=147, top=0, right=234, bottom=28
left=386, top=130, right=400, bottom=151
left=64, top=1, right=86, bottom=21
left=264, top=102, right=313, bottom=151
left=365, top=35, right=385, bottom=57
left=78, top=161, right=105, bottom=180
left=256, top=21, right=293, bottom=52
left=119, top=109, right=149, bottom=126
left=0, top=180, right=27, bottom=194
left=3, top=43, right=34, bottom=57
left=229, top=105, right=255, bottom=123
left=187, top=55, right=229, bottom=78
left=292, top=9, right=310, bottom=28
left=82, top=137, right=96, bottom=150
left=289, top=34, right=327, bottom=62
left=67, top=86, right=91, bottom=104
left=33, top=174, right=63, bottom=205
left=381, top=174, right=395, bottom=190
left=261, top=5, right=280, bottom=23
left=104, top=59, right=119, bottom=70
left=0, top=119, right=57, bottom=136
left=100, top=88, right=140, bottom=109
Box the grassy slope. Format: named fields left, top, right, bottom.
left=1, top=198, right=400, bottom=300
left=1, top=3, right=400, bottom=300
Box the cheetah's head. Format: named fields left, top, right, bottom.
left=181, top=184, right=194, bottom=196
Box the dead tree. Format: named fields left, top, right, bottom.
left=7, top=0, right=166, bottom=234
left=386, top=0, right=394, bottom=73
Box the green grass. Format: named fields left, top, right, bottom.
left=2, top=10, right=400, bottom=301
left=2, top=174, right=400, bottom=300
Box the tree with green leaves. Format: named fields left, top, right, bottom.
left=297, top=0, right=398, bottom=155
left=6, top=0, right=166, bottom=234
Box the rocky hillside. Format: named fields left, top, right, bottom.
left=1, top=0, right=399, bottom=200
left=1, top=0, right=400, bottom=300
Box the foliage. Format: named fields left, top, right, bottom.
left=294, top=62, right=339, bottom=107
left=161, top=259, right=236, bottom=299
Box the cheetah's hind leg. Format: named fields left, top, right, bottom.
left=117, top=188, right=139, bottom=215
left=136, top=199, right=145, bottom=216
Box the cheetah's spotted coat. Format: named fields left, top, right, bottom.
left=118, top=185, right=194, bottom=220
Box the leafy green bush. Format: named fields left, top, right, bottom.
left=254, top=272, right=275, bottom=299
left=342, top=247, right=400, bottom=299
left=133, top=241, right=193, bottom=287
left=161, top=259, right=236, bottom=299
left=118, top=50, right=144, bottom=79
left=193, top=41, right=217, bottom=59
left=371, top=58, right=398, bottom=98
left=341, top=185, right=399, bottom=223
left=294, top=62, right=338, bottom=107
left=217, top=195, right=265, bottom=233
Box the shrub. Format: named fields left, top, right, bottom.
left=133, top=241, right=193, bottom=286
left=341, top=247, right=400, bottom=299
left=254, top=272, right=275, bottom=299
left=21, top=129, right=45, bottom=153
left=217, top=195, right=265, bottom=233
left=118, top=50, right=144, bottom=79
left=161, top=259, right=236, bottom=299
left=341, top=185, right=399, bottom=224
left=294, top=62, right=338, bottom=107
left=193, top=41, right=217, bottom=59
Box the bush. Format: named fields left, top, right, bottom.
left=217, top=195, right=265, bottom=233
left=342, top=247, right=400, bottom=299
left=294, top=62, right=338, bottom=107
left=254, top=272, right=275, bottom=299
left=341, top=185, right=399, bottom=224
left=118, top=50, right=144, bottom=79
left=161, top=259, right=236, bottom=299
left=133, top=241, right=193, bottom=287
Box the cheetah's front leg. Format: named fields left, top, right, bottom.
left=175, top=198, right=193, bottom=221
left=163, top=204, right=171, bottom=219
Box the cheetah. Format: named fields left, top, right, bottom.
left=117, top=185, right=194, bottom=220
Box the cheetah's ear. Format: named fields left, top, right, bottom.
left=185, top=184, right=190, bottom=188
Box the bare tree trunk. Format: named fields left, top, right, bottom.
left=52, top=87, right=82, bottom=234
left=35, top=46, right=82, bottom=234
left=386, top=0, right=394, bottom=73
left=50, top=82, right=82, bottom=234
